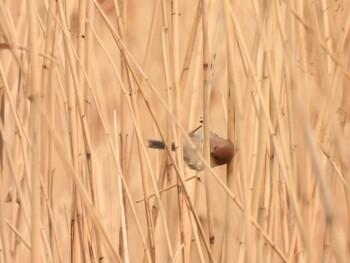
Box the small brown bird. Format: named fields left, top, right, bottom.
left=148, top=125, right=234, bottom=171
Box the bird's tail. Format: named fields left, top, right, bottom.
left=148, top=140, right=176, bottom=150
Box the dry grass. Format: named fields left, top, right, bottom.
left=0, top=0, right=350, bottom=262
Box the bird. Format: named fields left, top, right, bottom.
left=148, top=125, right=234, bottom=171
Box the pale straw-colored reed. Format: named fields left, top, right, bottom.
left=0, top=0, right=349, bottom=262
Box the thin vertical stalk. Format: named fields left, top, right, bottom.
left=224, top=2, right=236, bottom=257
left=180, top=0, right=202, bottom=97
left=201, top=0, right=215, bottom=251
left=28, top=0, right=42, bottom=262
left=222, top=1, right=253, bottom=262
left=0, top=125, right=11, bottom=263
left=172, top=0, right=190, bottom=261
left=113, top=111, right=130, bottom=263
left=77, top=1, right=97, bottom=261
left=112, top=0, right=156, bottom=260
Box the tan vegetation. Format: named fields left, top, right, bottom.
left=0, top=0, right=350, bottom=262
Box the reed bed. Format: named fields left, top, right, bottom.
left=0, top=0, right=350, bottom=262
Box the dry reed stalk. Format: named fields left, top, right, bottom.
left=0, top=64, right=32, bottom=230
left=265, top=157, right=278, bottom=262
left=0, top=82, right=3, bottom=172
left=189, top=211, right=206, bottom=263
left=133, top=4, right=165, bottom=258
left=67, top=73, right=80, bottom=263
left=55, top=2, right=98, bottom=261
left=252, top=50, right=270, bottom=260
left=185, top=40, right=203, bottom=262
left=158, top=1, right=180, bottom=262
left=41, top=1, right=56, bottom=225
left=159, top=4, right=174, bottom=236
left=172, top=0, right=192, bottom=261
left=201, top=0, right=216, bottom=252
left=260, top=4, right=290, bottom=261
left=222, top=1, right=254, bottom=262
left=224, top=4, right=237, bottom=258
left=142, top=0, right=161, bottom=70
left=147, top=8, right=166, bottom=228
left=39, top=175, right=63, bottom=263
left=249, top=1, right=269, bottom=221
left=84, top=1, right=105, bottom=261
left=0, top=128, right=10, bottom=262
left=0, top=90, right=31, bottom=263
left=136, top=175, right=198, bottom=203
left=116, top=15, right=130, bottom=263
left=180, top=0, right=202, bottom=97
left=0, top=2, right=22, bottom=67
left=58, top=18, right=80, bottom=262
left=56, top=0, right=93, bottom=169
left=287, top=6, right=314, bottom=259
left=43, top=6, right=61, bottom=263
left=78, top=0, right=101, bottom=261
left=5, top=218, right=31, bottom=250
left=0, top=119, right=31, bottom=261
left=27, top=0, right=43, bottom=262
left=113, top=111, right=130, bottom=263
left=186, top=39, right=203, bottom=129
left=159, top=8, right=177, bottom=242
